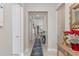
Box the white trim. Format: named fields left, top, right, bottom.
left=20, top=52, right=24, bottom=56
left=20, top=6, right=24, bottom=56
left=12, top=4, right=21, bottom=55
left=56, top=3, right=65, bottom=10
left=48, top=48, right=57, bottom=51
left=24, top=48, right=28, bottom=54
left=23, top=48, right=28, bottom=56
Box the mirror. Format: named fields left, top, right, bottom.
left=70, top=3, right=79, bottom=29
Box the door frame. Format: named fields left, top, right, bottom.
left=28, top=11, right=48, bottom=49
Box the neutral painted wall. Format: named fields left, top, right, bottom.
left=0, top=4, right=12, bottom=56
left=23, top=6, right=28, bottom=52
left=24, top=3, right=57, bottom=51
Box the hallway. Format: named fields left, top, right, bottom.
left=1, top=1, right=79, bottom=59
left=0, top=0, right=79, bottom=57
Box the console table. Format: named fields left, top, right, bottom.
left=57, top=43, right=79, bottom=56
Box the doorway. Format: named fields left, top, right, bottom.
left=28, top=11, right=48, bottom=55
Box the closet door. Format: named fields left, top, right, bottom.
left=57, top=4, right=65, bottom=43
left=12, top=4, right=21, bottom=55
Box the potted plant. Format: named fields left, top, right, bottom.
left=71, top=39, right=79, bottom=51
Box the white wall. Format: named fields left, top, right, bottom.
left=0, top=4, right=12, bottom=56
left=24, top=6, right=28, bottom=52
left=25, top=3, right=57, bottom=51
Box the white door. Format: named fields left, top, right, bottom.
left=12, top=4, right=21, bottom=55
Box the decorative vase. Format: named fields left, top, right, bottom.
left=70, top=39, right=79, bottom=51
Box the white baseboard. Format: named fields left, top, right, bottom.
left=20, top=52, right=24, bottom=56
left=23, top=48, right=28, bottom=55
left=48, top=48, right=57, bottom=51
left=25, top=48, right=28, bottom=53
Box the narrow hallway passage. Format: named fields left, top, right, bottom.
left=30, top=37, right=43, bottom=56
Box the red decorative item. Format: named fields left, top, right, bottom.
left=64, top=29, right=79, bottom=51
left=64, top=30, right=74, bottom=35
left=72, top=29, right=79, bottom=35
left=64, top=29, right=79, bottom=36
left=71, top=43, right=79, bottom=51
